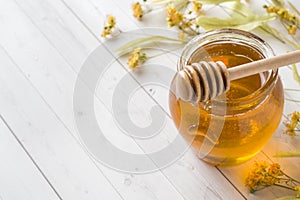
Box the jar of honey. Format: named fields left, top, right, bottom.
left=169, top=29, right=284, bottom=165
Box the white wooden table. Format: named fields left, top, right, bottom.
left=0, top=0, right=299, bottom=199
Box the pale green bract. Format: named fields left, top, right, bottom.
left=116, top=35, right=186, bottom=54
left=197, top=1, right=276, bottom=31
left=197, top=14, right=276, bottom=31
left=224, top=1, right=253, bottom=17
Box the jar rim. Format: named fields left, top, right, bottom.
left=178, top=28, right=278, bottom=105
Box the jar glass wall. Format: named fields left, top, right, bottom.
left=169, top=29, right=284, bottom=166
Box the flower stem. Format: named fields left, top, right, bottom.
left=147, top=46, right=185, bottom=59
left=281, top=172, right=300, bottom=184
left=274, top=183, right=295, bottom=191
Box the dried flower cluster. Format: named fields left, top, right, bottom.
left=166, top=6, right=185, bottom=27
left=164, top=1, right=203, bottom=37
left=245, top=161, right=282, bottom=192
left=284, top=111, right=300, bottom=136
left=264, top=3, right=299, bottom=35
left=245, top=161, right=300, bottom=198
left=130, top=0, right=204, bottom=41
left=101, top=15, right=117, bottom=38
left=127, top=48, right=147, bottom=70
left=193, top=1, right=202, bottom=13
left=132, top=2, right=144, bottom=20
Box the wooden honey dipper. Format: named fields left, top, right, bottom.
left=175, top=50, right=300, bottom=103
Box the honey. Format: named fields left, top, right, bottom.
left=169, top=29, right=284, bottom=165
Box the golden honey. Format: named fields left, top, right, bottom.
left=169, top=29, right=284, bottom=165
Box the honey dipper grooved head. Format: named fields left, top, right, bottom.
left=175, top=61, right=230, bottom=103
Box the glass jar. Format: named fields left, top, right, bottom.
left=169, top=29, right=284, bottom=166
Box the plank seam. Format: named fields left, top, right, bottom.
left=215, top=167, right=247, bottom=200
left=0, top=114, right=63, bottom=200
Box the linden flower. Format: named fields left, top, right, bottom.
left=263, top=4, right=299, bottom=35
left=178, top=31, right=185, bottom=40
left=264, top=5, right=278, bottom=13
left=245, top=161, right=300, bottom=196
left=288, top=14, right=299, bottom=24
left=101, top=27, right=111, bottom=38
left=284, top=111, right=300, bottom=136
left=101, top=15, right=116, bottom=38
left=127, top=48, right=147, bottom=70
left=166, top=6, right=184, bottom=27
left=193, top=1, right=202, bottom=13
left=107, top=15, right=116, bottom=27
left=132, top=2, right=143, bottom=20
left=245, top=161, right=282, bottom=192
left=295, top=186, right=300, bottom=198
left=288, top=24, right=297, bottom=35
left=277, top=8, right=289, bottom=19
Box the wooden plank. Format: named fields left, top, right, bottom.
left=0, top=116, right=60, bottom=200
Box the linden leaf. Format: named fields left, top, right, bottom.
left=292, top=64, right=300, bottom=85
left=224, top=1, right=253, bottom=18
left=274, top=150, right=300, bottom=157
left=198, top=14, right=276, bottom=31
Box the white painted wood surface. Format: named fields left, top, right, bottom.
left=0, top=116, right=60, bottom=200
left=0, top=0, right=299, bottom=199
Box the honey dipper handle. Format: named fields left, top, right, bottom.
left=228, top=50, right=300, bottom=81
